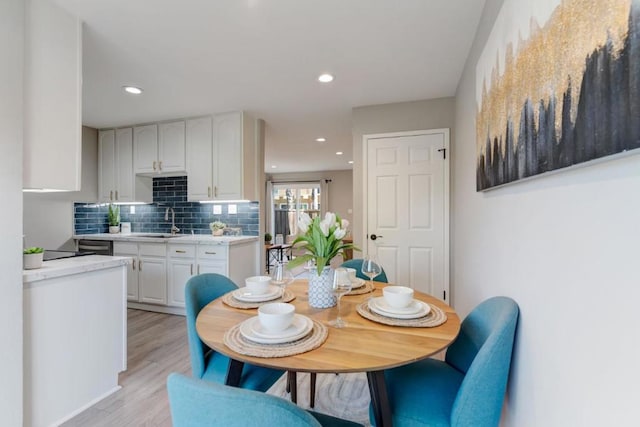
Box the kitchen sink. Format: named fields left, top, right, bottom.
left=133, top=233, right=185, bottom=238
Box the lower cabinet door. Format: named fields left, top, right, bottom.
left=198, top=261, right=227, bottom=276
left=126, top=259, right=139, bottom=301
left=139, top=256, right=167, bottom=304
left=168, top=259, right=194, bottom=307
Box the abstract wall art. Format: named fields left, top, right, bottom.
left=476, top=0, right=640, bottom=191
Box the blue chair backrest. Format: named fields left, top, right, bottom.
left=445, top=296, right=519, bottom=427
left=185, top=274, right=238, bottom=379
left=340, top=259, right=389, bottom=283
left=167, top=372, right=322, bottom=427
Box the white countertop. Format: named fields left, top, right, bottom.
left=23, top=255, right=132, bottom=284
left=73, top=233, right=259, bottom=245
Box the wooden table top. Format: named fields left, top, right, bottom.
left=196, top=280, right=461, bottom=373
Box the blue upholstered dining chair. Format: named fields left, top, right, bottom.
left=185, top=273, right=284, bottom=391
left=341, top=258, right=389, bottom=283
left=371, top=296, right=519, bottom=427
left=167, top=373, right=363, bottom=427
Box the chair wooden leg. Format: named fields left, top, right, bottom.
left=286, top=371, right=291, bottom=393
left=309, top=372, right=317, bottom=408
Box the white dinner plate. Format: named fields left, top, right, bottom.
left=350, top=278, right=365, bottom=289
left=368, top=297, right=431, bottom=319
left=233, top=285, right=282, bottom=302
left=239, top=315, right=313, bottom=344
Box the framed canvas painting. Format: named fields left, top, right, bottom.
left=476, top=0, right=640, bottom=191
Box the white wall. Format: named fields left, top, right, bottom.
left=23, top=126, right=98, bottom=250
left=352, top=98, right=456, bottom=248
left=0, top=0, right=24, bottom=424
left=453, top=1, right=640, bottom=425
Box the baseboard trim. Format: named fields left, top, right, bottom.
left=51, top=385, right=121, bottom=427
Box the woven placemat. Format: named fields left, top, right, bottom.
left=346, top=281, right=375, bottom=296
left=356, top=301, right=447, bottom=327
left=224, top=319, right=328, bottom=358
left=221, top=289, right=296, bottom=309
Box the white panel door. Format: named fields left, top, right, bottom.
left=198, top=261, right=227, bottom=276
left=115, top=128, right=134, bottom=202
left=168, top=259, right=194, bottom=307
left=159, top=120, right=186, bottom=172
left=213, top=112, right=242, bottom=200
left=366, top=130, right=449, bottom=300
left=98, top=129, right=116, bottom=203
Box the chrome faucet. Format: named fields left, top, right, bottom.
left=165, top=207, right=180, bottom=235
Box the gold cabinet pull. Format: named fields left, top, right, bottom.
left=110, top=190, right=113, bottom=201
left=197, top=265, right=200, bottom=274
left=205, top=251, right=216, bottom=255
left=208, top=186, right=211, bottom=198
left=214, top=186, right=218, bottom=197
left=139, top=259, right=142, bottom=270
left=159, top=160, right=163, bottom=170
left=153, top=161, right=157, bottom=171
left=115, top=190, right=119, bottom=200
left=132, top=259, right=136, bottom=270
left=175, top=250, right=186, bottom=254
left=190, top=264, right=193, bottom=275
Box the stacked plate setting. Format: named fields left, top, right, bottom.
left=368, top=297, right=431, bottom=319
left=232, top=285, right=282, bottom=303
left=350, top=277, right=366, bottom=289
left=239, top=315, right=313, bottom=344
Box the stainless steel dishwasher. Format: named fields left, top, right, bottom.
left=77, top=239, right=113, bottom=255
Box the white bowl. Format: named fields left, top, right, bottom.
left=383, top=286, right=414, bottom=309
left=245, top=276, right=272, bottom=295
left=258, top=303, right=295, bottom=333
left=345, top=267, right=357, bottom=282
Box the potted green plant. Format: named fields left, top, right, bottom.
left=108, top=204, right=120, bottom=234
left=265, top=232, right=272, bottom=244
left=23, top=247, right=44, bottom=270
left=209, top=221, right=226, bottom=236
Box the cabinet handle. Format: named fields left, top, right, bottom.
left=205, top=251, right=216, bottom=255
left=197, top=265, right=200, bottom=274
left=159, top=160, right=163, bottom=171
left=208, top=186, right=211, bottom=197
left=132, top=259, right=136, bottom=270
left=190, top=264, right=193, bottom=275
left=115, top=190, right=119, bottom=200
left=153, top=161, right=157, bottom=171
left=110, top=190, right=113, bottom=201
left=139, top=259, right=142, bottom=270
left=175, top=250, right=186, bottom=253
left=214, top=186, right=218, bottom=197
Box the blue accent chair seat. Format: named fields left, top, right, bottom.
left=167, top=373, right=363, bottom=427
left=341, top=258, right=389, bottom=283
left=371, top=296, right=519, bottom=426
left=185, top=273, right=284, bottom=391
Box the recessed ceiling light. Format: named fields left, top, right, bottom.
left=271, top=165, right=277, bottom=169
left=336, top=151, right=343, bottom=155
left=318, top=73, right=334, bottom=83
left=348, top=160, right=354, bottom=164
left=123, top=86, right=143, bottom=95
left=315, top=137, right=326, bottom=142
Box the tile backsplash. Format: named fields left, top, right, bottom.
left=74, top=176, right=259, bottom=235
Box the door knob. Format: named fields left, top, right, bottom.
left=370, top=234, right=383, bottom=241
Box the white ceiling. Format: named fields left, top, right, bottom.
left=54, top=0, right=485, bottom=173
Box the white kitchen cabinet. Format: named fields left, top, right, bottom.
left=186, top=117, right=213, bottom=201
left=167, top=244, right=196, bottom=307
left=99, top=128, right=152, bottom=203
left=197, top=244, right=228, bottom=275
left=24, top=0, right=82, bottom=191
left=114, top=242, right=166, bottom=304
left=134, top=121, right=186, bottom=174
left=187, top=112, right=259, bottom=201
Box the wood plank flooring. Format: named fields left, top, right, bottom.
left=62, top=309, right=191, bottom=427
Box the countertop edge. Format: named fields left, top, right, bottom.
left=23, top=255, right=132, bottom=284
left=72, top=234, right=259, bottom=245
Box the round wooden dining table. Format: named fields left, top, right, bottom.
left=196, top=280, right=461, bottom=427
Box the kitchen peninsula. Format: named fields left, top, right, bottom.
left=23, top=255, right=130, bottom=427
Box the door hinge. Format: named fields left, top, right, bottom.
left=437, top=148, right=447, bottom=159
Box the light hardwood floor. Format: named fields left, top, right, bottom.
left=63, top=309, right=191, bottom=427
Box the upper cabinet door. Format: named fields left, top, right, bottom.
left=98, top=130, right=116, bottom=203
left=133, top=124, right=158, bottom=174
left=213, top=112, right=243, bottom=200
left=158, top=121, right=186, bottom=173
left=186, top=117, right=213, bottom=201
left=115, top=128, right=134, bottom=202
